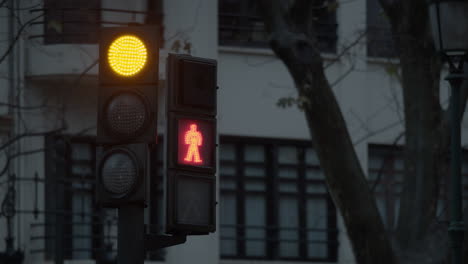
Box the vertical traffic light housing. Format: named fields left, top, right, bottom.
left=166, top=54, right=217, bottom=234
left=96, top=26, right=159, bottom=207
left=97, top=26, right=159, bottom=144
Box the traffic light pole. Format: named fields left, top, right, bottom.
left=118, top=204, right=145, bottom=264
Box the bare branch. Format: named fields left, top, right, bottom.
left=0, top=125, right=95, bottom=178
left=0, top=14, right=43, bottom=65
left=330, top=63, right=355, bottom=87
left=325, top=30, right=366, bottom=69
left=0, top=127, right=66, bottom=153
left=0, top=0, right=8, bottom=9
left=353, top=119, right=403, bottom=146
left=370, top=131, right=404, bottom=192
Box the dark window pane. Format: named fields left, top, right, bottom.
left=366, top=0, right=397, bottom=57
left=278, top=146, right=298, bottom=164
left=220, top=193, right=237, bottom=256
left=245, top=195, right=266, bottom=257
left=306, top=198, right=328, bottom=258
left=279, top=197, right=299, bottom=258
left=218, top=0, right=337, bottom=52
left=219, top=137, right=336, bottom=261
left=244, top=145, right=264, bottom=162
left=44, top=0, right=100, bottom=44
left=278, top=167, right=297, bottom=179
left=220, top=144, right=236, bottom=161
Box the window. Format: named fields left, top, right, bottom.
left=218, top=0, right=338, bottom=53
left=44, top=0, right=100, bottom=44
left=219, top=136, right=338, bottom=262
left=366, top=0, right=397, bottom=57
left=44, top=136, right=100, bottom=260
left=368, top=146, right=403, bottom=230
left=44, top=134, right=164, bottom=261
left=368, top=145, right=468, bottom=229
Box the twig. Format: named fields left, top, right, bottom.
left=0, top=14, right=43, bottom=65
left=324, top=30, right=366, bottom=69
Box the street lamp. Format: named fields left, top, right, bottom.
left=427, top=1, right=468, bottom=263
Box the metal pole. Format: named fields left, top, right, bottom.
left=446, top=69, right=465, bottom=264
left=118, top=204, right=145, bottom=264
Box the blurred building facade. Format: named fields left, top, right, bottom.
left=0, top=0, right=467, bottom=264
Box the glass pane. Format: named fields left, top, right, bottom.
left=72, top=193, right=92, bottom=259
left=245, top=181, right=266, bottom=192
left=245, top=195, right=266, bottom=257
left=245, top=166, right=264, bottom=177
left=71, top=143, right=92, bottom=160
left=220, top=165, right=236, bottom=176
left=394, top=173, right=403, bottom=182
left=278, top=146, right=298, bottom=164
left=395, top=158, right=404, bottom=170
left=72, top=164, right=92, bottom=176
left=221, top=237, right=237, bottom=256
left=279, top=197, right=299, bottom=257
left=306, top=198, right=327, bottom=258
left=103, top=209, right=118, bottom=260
left=392, top=183, right=402, bottom=194
left=278, top=168, right=297, bottom=179
left=220, top=179, right=236, bottom=190
left=306, top=184, right=327, bottom=194
left=368, top=171, right=379, bottom=181
left=279, top=183, right=297, bottom=193
left=308, top=243, right=327, bottom=259
left=220, top=194, right=236, bottom=225
left=306, top=148, right=319, bottom=165
left=245, top=145, right=264, bottom=162
left=437, top=198, right=448, bottom=221
left=307, top=198, right=327, bottom=229
left=369, top=156, right=384, bottom=170
left=220, top=194, right=237, bottom=256
left=462, top=161, right=468, bottom=174
left=306, top=169, right=324, bottom=180
left=220, top=144, right=235, bottom=161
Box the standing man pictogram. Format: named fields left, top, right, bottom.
left=184, top=124, right=203, bottom=163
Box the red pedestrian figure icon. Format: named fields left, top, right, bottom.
left=184, top=124, right=203, bottom=163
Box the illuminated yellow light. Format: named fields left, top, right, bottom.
left=107, top=35, right=148, bottom=77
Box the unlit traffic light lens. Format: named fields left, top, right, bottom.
left=105, top=92, right=147, bottom=138
left=101, top=150, right=137, bottom=195
left=107, top=35, right=147, bottom=77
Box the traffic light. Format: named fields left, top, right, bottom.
left=96, top=26, right=159, bottom=207
left=166, top=54, right=217, bottom=234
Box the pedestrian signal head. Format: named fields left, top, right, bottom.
left=177, top=118, right=214, bottom=168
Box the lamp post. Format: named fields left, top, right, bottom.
left=427, top=1, right=468, bottom=263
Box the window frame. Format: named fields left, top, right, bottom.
left=43, top=0, right=101, bottom=44
left=366, top=0, right=398, bottom=58
left=218, top=0, right=338, bottom=53
left=368, top=144, right=468, bottom=230
left=219, top=135, right=338, bottom=262
left=44, top=134, right=101, bottom=260
left=44, top=134, right=165, bottom=261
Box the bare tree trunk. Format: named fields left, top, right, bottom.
left=260, top=1, right=397, bottom=263
left=380, top=1, right=456, bottom=262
